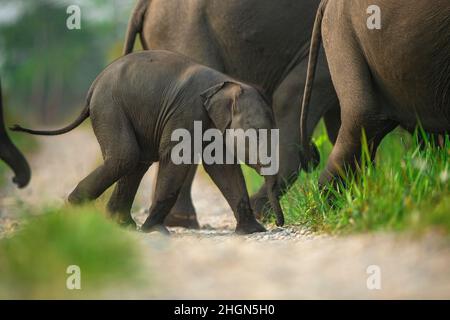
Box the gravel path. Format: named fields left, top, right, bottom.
left=1, top=128, right=450, bottom=299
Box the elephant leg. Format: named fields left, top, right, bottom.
left=69, top=157, right=139, bottom=205
left=164, top=165, right=200, bottom=229
left=106, top=162, right=151, bottom=229
left=319, top=36, right=397, bottom=187
left=69, top=110, right=140, bottom=204
left=141, top=161, right=191, bottom=234
left=320, top=117, right=397, bottom=187
left=203, top=163, right=266, bottom=234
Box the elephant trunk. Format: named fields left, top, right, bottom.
left=0, top=133, right=31, bottom=188
left=264, top=175, right=284, bottom=227
left=0, top=79, right=31, bottom=188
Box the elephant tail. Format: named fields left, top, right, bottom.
left=11, top=85, right=94, bottom=136
left=123, top=0, right=149, bottom=55
left=300, top=0, right=329, bottom=168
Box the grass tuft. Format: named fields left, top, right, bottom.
left=0, top=205, right=143, bottom=299
left=244, top=123, right=449, bottom=235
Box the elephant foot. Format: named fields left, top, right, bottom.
left=140, top=222, right=170, bottom=235
left=235, top=220, right=267, bottom=235
left=164, top=210, right=200, bottom=229
left=106, top=208, right=138, bottom=230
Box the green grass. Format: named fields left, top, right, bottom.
left=242, top=164, right=265, bottom=195
left=243, top=123, right=450, bottom=235
left=0, top=206, right=144, bottom=299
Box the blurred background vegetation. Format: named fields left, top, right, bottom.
left=0, top=205, right=145, bottom=299
left=0, top=1, right=147, bottom=298
left=0, top=0, right=135, bottom=124
left=0, top=0, right=137, bottom=184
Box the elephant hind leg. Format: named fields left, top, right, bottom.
left=320, top=94, right=398, bottom=187
left=107, top=161, right=151, bottom=228
left=320, top=117, right=397, bottom=187
left=69, top=110, right=141, bottom=205
left=320, top=35, right=398, bottom=186
left=164, top=164, right=200, bottom=229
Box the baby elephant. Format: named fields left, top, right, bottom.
left=13, top=50, right=284, bottom=234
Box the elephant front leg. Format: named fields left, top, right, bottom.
left=141, top=161, right=191, bottom=234
left=203, top=163, right=266, bottom=234
left=107, top=162, right=151, bottom=229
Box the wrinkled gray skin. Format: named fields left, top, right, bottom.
left=12, top=50, right=284, bottom=234
left=301, top=0, right=449, bottom=186
left=124, top=0, right=340, bottom=227
left=0, top=79, right=31, bottom=188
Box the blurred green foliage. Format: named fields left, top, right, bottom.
left=0, top=0, right=134, bottom=124
left=0, top=205, right=144, bottom=299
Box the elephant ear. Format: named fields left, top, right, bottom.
left=200, top=81, right=243, bottom=133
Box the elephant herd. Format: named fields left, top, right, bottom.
left=3, top=0, right=449, bottom=234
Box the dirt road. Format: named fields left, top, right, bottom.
left=2, top=128, right=450, bottom=299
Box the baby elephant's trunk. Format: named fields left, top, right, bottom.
left=264, top=175, right=285, bottom=227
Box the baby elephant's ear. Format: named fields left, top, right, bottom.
left=200, top=81, right=243, bottom=133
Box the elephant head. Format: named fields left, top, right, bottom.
left=201, top=81, right=284, bottom=226
left=0, top=79, right=31, bottom=188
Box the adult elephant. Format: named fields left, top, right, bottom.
left=123, top=0, right=340, bottom=227
left=0, top=78, right=31, bottom=188
left=301, top=0, right=449, bottom=186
